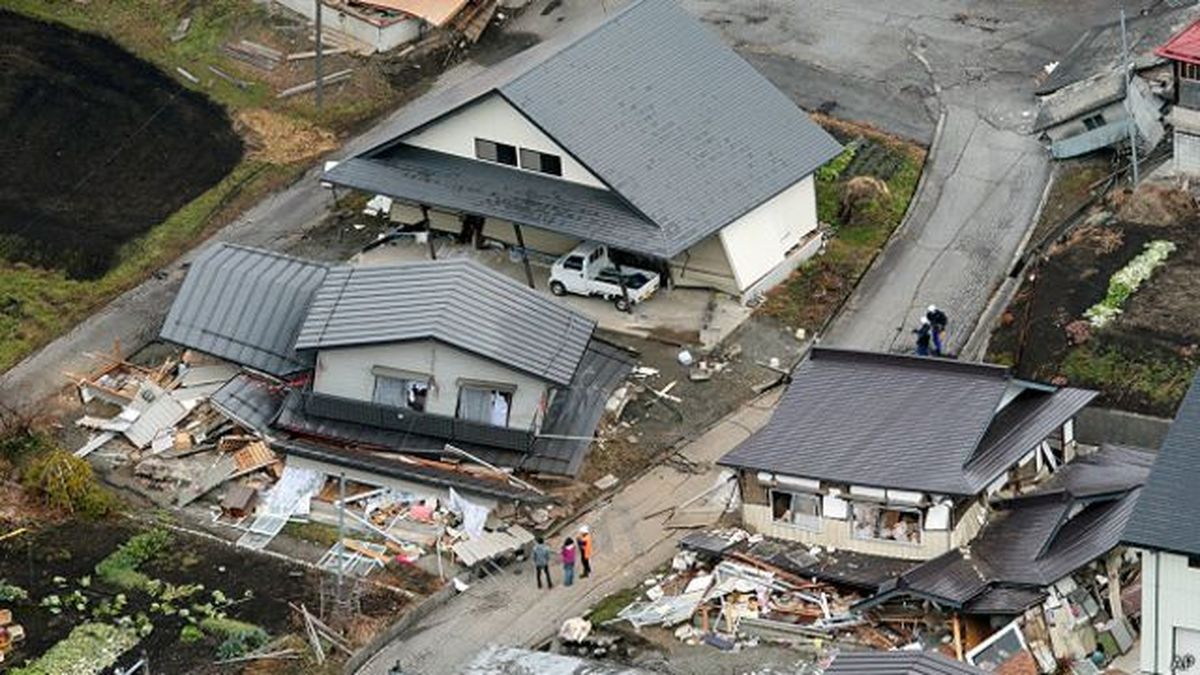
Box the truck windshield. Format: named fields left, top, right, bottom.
left=564, top=256, right=584, bottom=270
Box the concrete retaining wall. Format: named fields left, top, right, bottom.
left=1077, top=406, right=1170, bottom=450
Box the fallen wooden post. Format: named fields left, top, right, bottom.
left=207, top=65, right=250, bottom=90
left=287, top=47, right=349, bottom=61
left=276, top=69, right=353, bottom=99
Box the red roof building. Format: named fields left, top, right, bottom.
left=1158, top=19, right=1200, bottom=65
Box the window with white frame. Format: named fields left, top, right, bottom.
left=519, top=148, right=563, bottom=176
left=770, top=489, right=821, bottom=531
left=474, top=138, right=518, bottom=166
left=456, top=383, right=515, bottom=427
left=850, top=502, right=922, bottom=544
left=372, top=372, right=429, bottom=412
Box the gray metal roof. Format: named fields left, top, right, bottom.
left=720, top=348, right=1094, bottom=495
left=862, top=445, right=1152, bottom=614
left=323, top=145, right=664, bottom=254
left=210, top=372, right=288, bottom=433
left=295, top=258, right=595, bottom=386
left=1033, top=71, right=1125, bottom=132
left=824, top=651, right=986, bottom=675
left=325, top=0, right=842, bottom=259
left=1124, top=369, right=1200, bottom=556
left=160, top=244, right=329, bottom=377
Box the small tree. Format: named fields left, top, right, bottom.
left=22, top=447, right=120, bottom=519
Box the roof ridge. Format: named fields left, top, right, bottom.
left=207, top=242, right=330, bottom=269
left=810, top=346, right=1011, bottom=378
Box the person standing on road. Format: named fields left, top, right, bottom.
left=578, top=525, right=593, bottom=578
left=926, top=305, right=948, bottom=356
left=532, top=536, right=553, bottom=589
left=914, top=317, right=932, bottom=356
left=561, top=537, right=577, bottom=587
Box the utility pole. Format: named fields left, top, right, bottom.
left=314, top=0, right=324, bottom=111
left=336, top=471, right=345, bottom=607
left=1121, top=5, right=1140, bottom=184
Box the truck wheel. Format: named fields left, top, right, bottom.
left=550, top=281, right=567, bottom=296
left=614, top=297, right=631, bottom=312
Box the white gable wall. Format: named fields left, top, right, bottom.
left=313, top=339, right=550, bottom=430
left=1141, top=550, right=1200, bottom=674
left=402, top=93, right=608, bottom=190
left=718, top=174, right=819, bottom=293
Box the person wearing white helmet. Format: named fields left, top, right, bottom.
left=925, top=305, right=948, bottom=356
left=578, top=525, right=593, bottom=578
left=914, top=317, right=932, bottom=356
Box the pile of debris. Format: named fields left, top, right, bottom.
left=0, top=608, right=25, bottom=665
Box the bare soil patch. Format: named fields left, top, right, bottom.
left=0, top=10, right=243, bottom=279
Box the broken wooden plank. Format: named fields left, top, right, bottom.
left=286, top=47, right=349, bottom=61
left=276, top=69, right=354, bottom=99
left=176, top=67, right=199, bottom=84
left=207, top=65, right=250, bottom=90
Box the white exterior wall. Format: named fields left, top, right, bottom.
left=402, top=94, right=608, bottom=189
left=1176, top=130, right=1200, bottom=175
left=313, top=340, right=550, bottom=430
left=1141, top=550, right=1200, bottom=674
left=718, top=174, right=819, bottom=293
left=742, top=498, right=986, bottom=561
left=670, top=233, right=738, bottom=295
left=481, top=218, right=580, bottom=256
left=274, top=0, right=421, bottom=53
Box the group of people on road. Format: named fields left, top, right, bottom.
left=914, top=304, right=949, bottom=357
left=531, top=524, right=593, bottom=590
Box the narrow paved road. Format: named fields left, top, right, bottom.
left=359, top=391, right=779, bottom=675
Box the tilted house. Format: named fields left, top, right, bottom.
left=321, top=0, right=843, bottom=301
left=718, top=348, right=1097, bottom=561
left=1123, top=369, right=1200, bottom=674
left=1158, top=20, right=1200, bottom=173
left=857, top=444, right=1152, bottom=617
left=160, top=243, right=631, bottom=503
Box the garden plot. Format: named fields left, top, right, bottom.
left=0, top=520, right=411, bottom=673
left=987, top=183, right=1200, bottom=416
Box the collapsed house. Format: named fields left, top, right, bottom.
left=717, top=348, right=1096, bottom=561
left=274, top=0, right=506, bottom=54
left=146, top=243, right=631, bottom=557
left=1032, top=5, right=1196, bottom=160
left=321, top=0, right=843, bottom=302
left=1123, top=370, right=1200, bottom=675
left=856, top=444, right=1149, bottom=669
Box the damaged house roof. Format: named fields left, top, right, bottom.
left=824, top=650, right=986, bottom=675
left=1123, top=369, right=1200, bottom=557
left=159, top=244, right=329, bottom=377
left=322, top=0, right=842, bottom=259
left=295, top=258, right=595, bottom=387
left=718, top=348, right=1097, bottom=496
left=859, top=444, right=1154, bottom=615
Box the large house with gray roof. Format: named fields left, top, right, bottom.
left=160, top=243, right=631, bottom=503
left=322, top=0, right=842, bottom=301
left=1123, top=369, right=1200, bottom=674
left=718, top=348, right=1097, bottom=560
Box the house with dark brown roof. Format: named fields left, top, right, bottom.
left=718, top=347, right=1097, bottom=560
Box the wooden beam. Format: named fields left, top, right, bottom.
left=513, top=223, right=536, bottom=289
left=952, top=612, right=964, bottom=661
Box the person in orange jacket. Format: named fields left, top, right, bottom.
left=578, top=525, right=593, bottom=578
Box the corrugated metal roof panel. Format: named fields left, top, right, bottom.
left=1124, top=370, right=1200, bottom=557
left=296, top=258, right=595, bottom=386
left=210, top=372, right=287, bottom=433
left=825, top=651, right=986, bottom=675
left=160, top=244, right=329, bottom=377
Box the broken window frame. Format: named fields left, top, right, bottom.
left=769, top=489, right=822, bottom=531
left=456, top=381, right=516, bottom=427
left=850, top=501, right=923, bottom=545
left=474, top=138, right=518, bottom=166
left=371, top=372, right=429, bottom=413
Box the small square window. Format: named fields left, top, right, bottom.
left=457, top=385, right=514, bottom=427
left=373, top=374, right=428, bottom=412
left=770, top=490, right=821, bottom=531
left=1189, top=555, right=1200, bottom=569
left=1082, top=113, right=1107, bottom=131
left=475, top=138, right=517, bottom=166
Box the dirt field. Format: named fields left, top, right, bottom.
left=0, top=519, right=415, bottom=673
left=988, top=196, right=1200, bottom=416
left=0, top=10, right=243, bottom=280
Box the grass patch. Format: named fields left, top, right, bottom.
left=1062, top=343, right=1195, bottom=411
left=761, top=121, right=925, bottom=329
left=587, top=585, right=643, bottom=625
left=9, top=622, right=141, bottom=675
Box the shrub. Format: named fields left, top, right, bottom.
left=0, top=580, right=28, bottom=602
left=179, top=625, right=205, bottom=643
left=20, top=446, right=121, bottom=518
left=200, top=616, right=268, bottom=658
left=95, top=529, right=173, bottom=591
